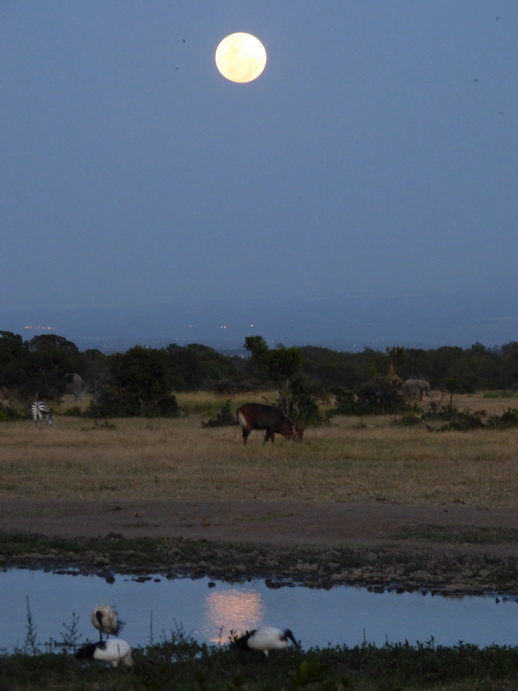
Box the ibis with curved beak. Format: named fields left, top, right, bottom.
left=234, top=626, right=299, bottom=658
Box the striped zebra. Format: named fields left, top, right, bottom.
left=31, top=400, right=53, bottom=426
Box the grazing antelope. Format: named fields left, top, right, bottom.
left=31, top=400, right=53, bottom=426
left=234, top=626, right=299, bottom=658
left=91, top=604, right=123, bottom=641
left=76, top=639, right=133, bottom=668
left=235, top=403, right=303, bottom=445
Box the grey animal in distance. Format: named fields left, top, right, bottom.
left=401, top=378, right=432, bottom=401
left=64, top=372, right=86, bottom=401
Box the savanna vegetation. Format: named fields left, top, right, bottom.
left=3, top=332, right=518, bottom=688
left=4, top=619, right=518, bottom=691
left=2, top=391, right=518, bottom=505
left=3, top=330, right=518, bottom=419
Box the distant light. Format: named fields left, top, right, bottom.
left=23, top=325, right=55, bottom=331
left=220, top=325, right=228, bottom=329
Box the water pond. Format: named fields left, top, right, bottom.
left=1, top=568, right=517, bottom=653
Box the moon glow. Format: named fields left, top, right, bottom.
left=215, top=33, right=267, bottom=83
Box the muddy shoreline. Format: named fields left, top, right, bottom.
left=1, top=499, right=518, bottom=596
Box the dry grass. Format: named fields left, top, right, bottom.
left=1, top=393, right=518, bottom=506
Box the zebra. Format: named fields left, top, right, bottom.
left=31, top=400, right=53, bottom=426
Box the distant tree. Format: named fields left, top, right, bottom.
left=244, top=336, right=270, bottom=379
left=0, top=332, right=26, bottom=394
left=0, top=331, right=88, bottom=401
left=267, top=347, right=301, bottom=383
left=500, top=342, right=518, bottom=389
left=244, top=336, right=300, bottom=384
left=166, top=344, right=204, bottom=389
left=428, top=346, right=464, bottom=385
left=89, top=346, right=177, bottom=417
left=80, top=349, right=108, bottom=395
left=243, top=336, right=321, bottom=425
left=165, top=343, right=243, bottom=390
left=18, top=334, right=81, bottom=400
left=332, top=375, right=406, bottom=416
left=28, top=334, right=79, bottom=355
left=298, top=346, right=374, bottom=392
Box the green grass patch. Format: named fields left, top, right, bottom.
left=2, top=634, right=518, bottom=690
left=482, top=390, right=518, bottom=399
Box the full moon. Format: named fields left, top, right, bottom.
left=215, top=33, right=267, bottom=83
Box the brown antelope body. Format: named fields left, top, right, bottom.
left=236, top=403, right=304, bottom=445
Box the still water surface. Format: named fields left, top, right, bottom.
left=1, top=568, right=516, bottom=652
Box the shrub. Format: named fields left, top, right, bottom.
left=0, top=402, right=23, bottom=422
left=495, top=408, right=518, bottom=428
left=394, top=414, right=422, bottom=427
left=332, top=376, right=406, bottom=416
left=201, top=400, right=236, bottom=427
left=88, top=346, right=179, bottom=418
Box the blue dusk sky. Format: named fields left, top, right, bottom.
left=2, top=2, right=517, bottom=318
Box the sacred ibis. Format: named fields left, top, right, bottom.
left=234, top=626, right=299, bottom=658
left=76, top=639, right=133, bottom=668
left=91, top=604, right=123, bottom=641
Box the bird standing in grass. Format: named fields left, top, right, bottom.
left=76, top=639, right=133, bottom=668
left=234, top=626, right=299, bottom=658
left=91, top=604, right=123, bottom=642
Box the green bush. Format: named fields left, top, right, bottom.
left=88, top=346, right=179, bottom=418
left=332, top=377, right=406, bottom=416
left=393, top=414, right=422, bottom=427
left=495, top=407, right=518, bottom=428
left=201, top=400, right=236, bottom=427
left=0, top=402, right=23, bottom=422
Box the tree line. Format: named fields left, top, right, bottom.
left=1, top=330, right=518, bottom=419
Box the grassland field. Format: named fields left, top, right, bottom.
left=1, top=391, right=518, bottom=594
left=1, top=391, right=517, bottom=506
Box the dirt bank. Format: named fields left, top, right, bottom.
left=1, top=499, right=518, bottom=594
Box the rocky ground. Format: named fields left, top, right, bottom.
left=1, top=498, right=518, bottom=595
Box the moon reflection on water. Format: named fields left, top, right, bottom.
left=204, top=588, right=263, bottom=643
left=1, top=569, right=517, bottom=653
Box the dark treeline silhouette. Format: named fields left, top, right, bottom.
left=2, top=331, right=518, bottom=412
left=298, top=342, right=518, bottom=394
